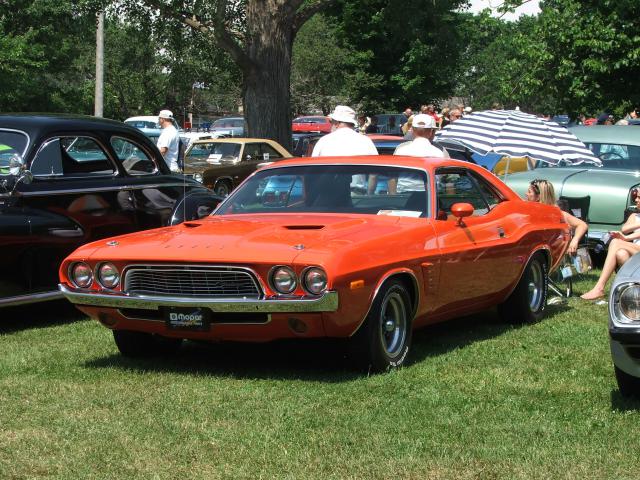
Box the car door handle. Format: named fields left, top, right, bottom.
left=498, top=227, right=505, bottom=238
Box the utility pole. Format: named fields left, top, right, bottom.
left=94, top=11, right=104, bottom=117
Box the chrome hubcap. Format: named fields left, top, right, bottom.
left=379, top=291, right=407, bottom=357
left=528, top=261, right=545, bottom=312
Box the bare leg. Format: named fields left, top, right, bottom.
left=616, top=249, right=631, bottom=269
left=581, top=239, right=640, bottom=299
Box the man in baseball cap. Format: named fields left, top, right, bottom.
left=311, top=105, right=378, bottom=157
left=394, top=113, right=449, bottom=158
left=157, top=109, right=181, bottom=172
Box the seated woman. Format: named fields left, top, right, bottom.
left=526, top=179, right=588, bottom=255
left=581, top=189, right=640, bottom=300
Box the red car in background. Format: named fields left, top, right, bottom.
left=292, top=116, right=332, bottom=134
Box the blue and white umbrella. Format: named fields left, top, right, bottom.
left=435, top=109, right=601, bottom=166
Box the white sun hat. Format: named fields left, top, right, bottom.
left=328, top=105, right=357, bottom=125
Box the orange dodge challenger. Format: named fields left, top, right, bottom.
left=59, top=155, right=569, bottom=372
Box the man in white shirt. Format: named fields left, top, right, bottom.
left=156, top=109, right=181, bottom=172
left=311, top=105, right=378, bottom=157
left=392, top=114, right=448, bottom=193
left=393, top=114, right=449, bottom=158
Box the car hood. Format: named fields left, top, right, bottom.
left=78, top=214, right=421, bottom=265
left=505, top=168, right=640, bottom=225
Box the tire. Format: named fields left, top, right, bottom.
left=348, top=279, right=413, bottom=372
left=214, top=180, right=231, bottom=197
left=499, top=252, right=548, bottom=324
left=615, top=365, right=640, bottom=398
left=113, top=330, right=183, bottom=358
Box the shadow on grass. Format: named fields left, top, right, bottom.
left=610, top=390, right=640, bottom=412
left=0, top=300, right=87, bottom=334
left=85, top=308, right=531, bottom=381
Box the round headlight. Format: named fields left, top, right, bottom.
left=97, top=262, right=120, bottom=289
left=620, top=285, right=640, bottom=321
left=303, top=267, right=327, bottom=295
left=193, top=172, right=203, bottom=183
left=70, top=262, right=93, bottom=288
left=271, top=266, right=297, bottom=294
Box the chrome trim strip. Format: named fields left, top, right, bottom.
left=0, top=290, right=63, bottom=307
left=18, top=182, right=197, bottom=197
left=59, top=284, right=338, bottom=312
left=118, top=309, right=273, bottom=326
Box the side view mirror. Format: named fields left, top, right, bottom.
left=450, top=202, right=474, bottom=225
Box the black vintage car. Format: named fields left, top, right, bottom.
left=0, top=114, right=221, bottom=307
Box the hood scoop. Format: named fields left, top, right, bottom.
left=284, top=225, right=325, bottom=230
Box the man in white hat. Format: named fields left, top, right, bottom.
left=311, top=105, right=378, bottom=157
left=156, top=109, right=181, bottom=172
left=393, top=114, right=449, bottom=158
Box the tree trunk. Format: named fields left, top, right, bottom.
left=243, top=1, right=294, bottom=152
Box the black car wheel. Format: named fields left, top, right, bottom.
left=499, top=252, right=548, bottom=324
left=113, top=330, right=183, bottom=357
left=214, top=180, right=231, bottom=197
left=349, top=279, right=413, bottom=372
left=615, top=366, right=640, bottom=398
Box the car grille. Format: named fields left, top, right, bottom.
left=123, top=265, right=262, bottom=298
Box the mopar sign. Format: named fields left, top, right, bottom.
left=169, top=312, right=203, bottom=325
left=165, top=309, right=209, bottom=330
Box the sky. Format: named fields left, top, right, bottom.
left=465, top=0, right=541, bottom=21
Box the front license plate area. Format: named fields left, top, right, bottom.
left=164, top=307, right=211, bottom=331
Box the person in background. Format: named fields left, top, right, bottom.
left=439, top=107, right=450, bottom=129
left=525, top=179, right=587, bottom=256
left=311, top=105, right=378, bottom=157
left=400, top=108, right=413, bottom=133
left=357, top=114, right=371, bottom=134
left=581, top=188, right=640, bottom=300
left=422, top=104, right=439, bottom=124
left=157, top=109, right=181, bottom=172
left=384, top=114, right=448, bottom=194
left=366, top=116, right=379, bottom=134
left=597, top=113, right=614, bottom=125
left=448, top=108, right=462, bottom=125
left=624, top=108, right=638, bottom=121
left=463, top=106, right=473, bottom=116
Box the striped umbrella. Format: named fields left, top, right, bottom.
left=435, top=110, right=601, bottom=166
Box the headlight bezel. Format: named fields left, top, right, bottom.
left=96, top=262, right=120, bottom=289
left=69, top=262, right=93, bottom=289
left=269, top=265, right=297, bottom=295
left=302, top=267, right=328, bottom=295
left=611, top=282, right=640, bottom=326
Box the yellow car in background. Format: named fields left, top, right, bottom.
left=184, top=138, right=292, bottom=196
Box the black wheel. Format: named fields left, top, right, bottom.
left=615, top=365, right=640, bottom=398
left=214, top=180, right=231, bottom=197
left=349, top=279, right=413, bottom=372
left=113, top=330, right=183, bottom=357
left=499, top=252, right=548, bottom=323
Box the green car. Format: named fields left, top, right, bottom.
left=504, top=126, right=640, bottom=250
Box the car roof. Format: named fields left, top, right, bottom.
left=261, top=154, right=478, bottom=171
left=0, top=114, right=141, bottom=135
left=191, top=138, right=279, bottom=145
left=124, top=115, right=158, bottom=122
left=569, top=125, right=640, bottom=146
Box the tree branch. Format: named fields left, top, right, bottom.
left=292, top=0, right=337, bottom=35
left=141, top=0, right=255, bottom=74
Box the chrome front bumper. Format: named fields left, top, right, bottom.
left=59, top=284, right=339, bottom=313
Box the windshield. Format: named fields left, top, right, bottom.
left=215, top=164, right=429, bottom=217
left=125, top=120, right=159, bottom=129
left=536, top=142, right=640, bottom=169
left=0, top=130, right=29, bottom=175
left=186, top=143, right=241, bottom=163
left=293, top=117, right=327, bottom=124
left=212, top=118, right=244, bottom=128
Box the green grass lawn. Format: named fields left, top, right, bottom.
left=1, top=270, right=639, bottom=479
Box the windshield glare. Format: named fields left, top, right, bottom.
left=215, top=165, right=429, bottom=217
